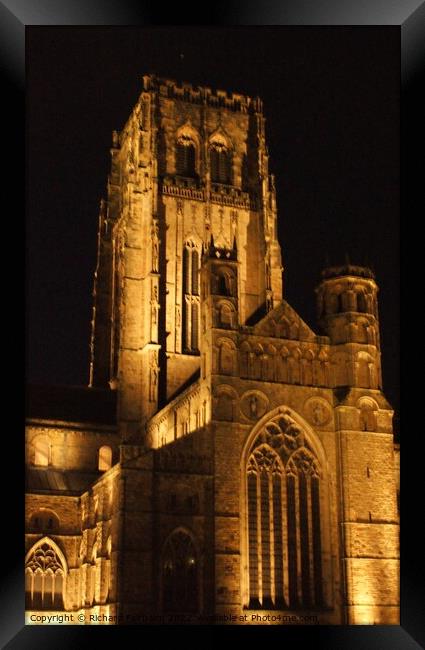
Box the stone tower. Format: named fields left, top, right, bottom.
left=25, top=75, right=399, bottom=626
left=316, top=264, right=381, bottom=389
left=89, top=74, right=282, bottom=441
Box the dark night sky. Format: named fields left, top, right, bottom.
left=26, top=26, right=399, bottom=417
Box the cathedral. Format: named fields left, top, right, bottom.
left=25, top=74, right=399, bottom=625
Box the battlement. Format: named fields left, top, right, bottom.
left=321, top=264, right=375, bottom=281
left=142, top=73, right=263, bottom=113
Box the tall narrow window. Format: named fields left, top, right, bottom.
left=210, top=143, right=232, bottom=184
left=191, top=303, right=199, bottom=350
left=191, top=250, right=199, bottom=295
left=183, top=247, right=191, bottom=294
left=182, top=243, right=200, bottom=353
left=33, top=437, right=50, bottom=467
left=247, top=464, right=260, bottom=608
left=246, top=418, right=324, bottom=611
left=357, top=291, right=367, bottom=313
left=273, top=472, right=285, bottom=608
left=98, top=445, right=112, bottom=471
left=162, top=530, right=198, bottom=613
left=176, top=137, right=196, bottom=177
left=25, top=540, right=66, bottom=611
left=286, top=473, right=298, bottom=607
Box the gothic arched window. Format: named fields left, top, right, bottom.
left=25, top=539, right=66, bottom=611
left=246, top=413, right=324, bottom=610
left=210, top=142, right=232, bottom=184
left=176, top=136, right=196, bottom=177
left=183, top=243, right=200, bottom=353
left=162, top=530, right=198, bottom=613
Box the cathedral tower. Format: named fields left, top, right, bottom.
left=90, top=74, right=282, bottom=440
left=26, top=75, right=398, bottom=626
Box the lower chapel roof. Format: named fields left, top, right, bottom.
left=26, top=467, right=101, bottom=495
left=26, top=384, right=117, bottom=426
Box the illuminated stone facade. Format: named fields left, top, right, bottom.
left=25, top=75, right=399, bottom=625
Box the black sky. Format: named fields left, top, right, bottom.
left=26, top=26, right=399, bottom=417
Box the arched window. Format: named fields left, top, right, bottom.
left=182, top=243, right=200, bottom=353
left=162, top=530, right=198, bottom=613
left=214, top=269, right=235, bottom=297
left=176, top=136, right=196, bottom=177
left=219, top=302, right=234, bottom=328
left=246, top=413, right=324, bottom=610
left=240, top=342, right=251, bottom=377
left=33, top=436, right=50, bottom=467
left=218, top=274, right=227, bottom=295
left=29, top=509, right=60, bottom=533
left=98, top=445, right=112, bottom=471
left=25, top=539, right=66, bottom=610
left=358, top=398, right=378, bottom=432
left=357, top=351, right=373, bottom=387
left=210, top=142, right=232, bottom=184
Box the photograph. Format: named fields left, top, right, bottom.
left=25, top=26, right=400, bottom=628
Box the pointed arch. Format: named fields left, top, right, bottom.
left=176, top=123, right=201, bottom=148
left=242, top=406, right=328, bottom=478
left=25, top=536, right=68, bottom=571
left=175, top=124, right=200, bottom=177
left=241, top=407, right=330, bottom=611
left=25, top=537, right=67, bottom=611
left=209, top=131, right=233, bottom=184
left=208, top=128, right=233, bottom=151
left=161, top=527, right=200, bottom=614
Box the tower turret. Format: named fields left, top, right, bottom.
left=316, top=264, right=380, bottom=347
left=316, top=264, right=382, bottom=389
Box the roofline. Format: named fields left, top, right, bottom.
left=26, top=418, right=117, bottom=433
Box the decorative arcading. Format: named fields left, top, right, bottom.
left=161, top=182, right=255, bottom=209
left=237, top=340, right=331, bottom=387
left=161, top=183, right=204, bottom=202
